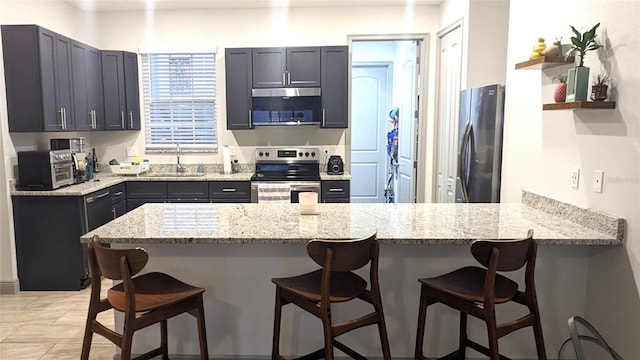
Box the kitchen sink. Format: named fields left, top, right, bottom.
left=144, top=172, right=206, bottom=177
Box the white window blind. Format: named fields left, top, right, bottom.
left=141, top=52, right=217, bottom=151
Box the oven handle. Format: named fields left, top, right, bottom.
left=290, top=184, right=320, bottom=192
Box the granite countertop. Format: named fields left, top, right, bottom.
left=80, top=200, right=623, bottom=246
left=11, top=171, right=350, bottom=196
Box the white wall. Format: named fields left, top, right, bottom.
left=503, top=0, right=640, bottom=356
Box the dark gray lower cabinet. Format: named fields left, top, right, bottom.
left=12, top=184, right=128, bottom=290
left=127, top=181, right=250, bottom=209
left=322, top=180, right=350, bottom=203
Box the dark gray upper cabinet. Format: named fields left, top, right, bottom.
left=225, top=48, right=253, bottom=130
left=320, top=46, right=348, bottom=128
left=252, top=47, right=321, bottom=88
left=102, top=50, right=140, bottom=131
left=72, top=41, right=105, bottom=131
left=1, top=25, right=74, bottom=132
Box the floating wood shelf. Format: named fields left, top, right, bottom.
left=543, top=101, right=616, bottom=111
left=515, top=56, right=575, bottom=70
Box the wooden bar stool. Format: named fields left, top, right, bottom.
left=414, top=229, right=546, bottom=360
left=271, top=231, right=392, bottom=360
left=81, top=235, right=209, bottom=360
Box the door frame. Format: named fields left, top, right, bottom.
left=347, top=33, right=430, bottom=203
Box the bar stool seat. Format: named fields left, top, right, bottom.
left=414, top=229, right=546, bottom=360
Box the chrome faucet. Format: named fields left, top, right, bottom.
left=176, top=144, right=185, bottom=173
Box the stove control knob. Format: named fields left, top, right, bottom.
left=305, top=152, right=309, bottom=157
left=258, top=151, right=264, bottom=157
left=311, top=152, right=316, bottom=157
left=265, top=152, right=270, bottom=157
left=298, top=152, right=303, bottom=157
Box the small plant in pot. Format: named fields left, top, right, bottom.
left=591, top=74, right=610, bottom=101
left=564, top=23, right=602, bottom=102
left=553, top=74, right=568, bottom=103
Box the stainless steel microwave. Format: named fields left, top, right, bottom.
left=17, top=150, right=74, bottom=190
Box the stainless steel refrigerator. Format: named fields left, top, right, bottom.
left=455, top=84, right=505, bottom=203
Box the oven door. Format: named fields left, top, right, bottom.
left=251, top=181, right=321, bottom=203
left=52, top=161, right=74, bottom=189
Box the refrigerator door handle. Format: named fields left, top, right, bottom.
left=458, top=120, right=472, bottom=202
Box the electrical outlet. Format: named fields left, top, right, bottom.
left=127, top=146, right=138, bottom=157
left=593, top=170, right=604, bottom=193
left=570, top=167, right=580, bottom=189
left=228, top=145, right=236, bottom=156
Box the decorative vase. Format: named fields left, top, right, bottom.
left=554, top=83, right=567, bottom=102
left=566, top=66, right=590, bottom=102
left=590, top=85, right=608, bottom=101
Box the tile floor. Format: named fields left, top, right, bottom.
left=0, top=279, right=117, bottom=359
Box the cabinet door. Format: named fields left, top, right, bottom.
left=52, top=32, right=74, bottom=130
left=286, top=47, right=321, bottom=87
left=112, top=201, right=127, bottom=219
left=168, top=182, right=209, bottom=201
left=71, top=41, right=92, bottom=131
left=102, top=51, right=127, bottom=130
left=39, top=28, right=71, bottom=131
left=252, top=48, right=286, bottom=88
left=226, top=48, right=253, bottom=130
left=320, top=46, right=348, bottom=128
left=124, top=51, right=141, bottom=130
left=87, top=46, right=105, bottom=130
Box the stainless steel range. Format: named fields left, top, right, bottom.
left=250, top=147, right=321, bottom=203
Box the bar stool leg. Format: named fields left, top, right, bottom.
left=458, top=312, right=467, bottom=359
left=414, top=285, right=429, bottom=360
left=322, top=306, right=334, bottom=360
left=485, top=313, right=500, bottom=360
left=196, top=295, right=209, bottom=360
left=272, top=288, right=283, bottom=359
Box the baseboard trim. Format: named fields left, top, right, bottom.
left=0, top=279, right=19, bottom=294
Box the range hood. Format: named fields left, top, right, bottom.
left=252, top=88, right=321, bottom=97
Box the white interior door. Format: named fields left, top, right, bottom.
left=396, top=41, right=420, bottom=203
left=350, top=64, right=390, bottom=203
left=435, top=24, right=463, bottom=203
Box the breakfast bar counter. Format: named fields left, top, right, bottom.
left=79, top=194, right=624, bottom=359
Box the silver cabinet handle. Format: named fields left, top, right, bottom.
left=58, top=108, right=64, bottom=128
left=86, top=191, right=110, bottom=203
left=222, top=188, right=237, bottom=192
left=248, top=110, right=252, bottom=128
left=92, top=110, right=97, bottom=129
left=282, top=72, right=286, bottom=86
left=89, top=110, right=95, bottom=129
left=63, top=108, right=67, bottom=129
left=114, top=191, right=124, bottom=196
left=121, top=111, right=125, bottom=129
left=112, top=208, right=116, bottom=219
left=287, top=71, right=291, bottom=85
left=322, top=108, right=326, bottom=127
left=328, top=188, right=343, bottom=192
left=129, top=111, right=133, bottom=128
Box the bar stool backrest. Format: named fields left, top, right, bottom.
left=470, top=229, right=534, bottom=272
left=91, top=236, right=149, bottom=280
left=307, top=231, right=377, bottom=272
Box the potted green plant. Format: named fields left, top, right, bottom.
left=553, top=74, right=568, bottom=103
left=590, top=73, right=610, bottom=101
left=564, top=23, right=602, bottom=102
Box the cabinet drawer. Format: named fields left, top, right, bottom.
left=110, top=183, right=126, bottom=204
left=168, top=182, right=209, bottom=200
left=321, top=180, right=350, bottom=201
left=126, top=182, right=168, bottom=199
left=209, top=181, right=251, bottom=202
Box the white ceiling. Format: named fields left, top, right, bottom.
left=65, top=0, right=442, bottom=12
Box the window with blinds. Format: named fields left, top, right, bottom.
left=141, top=52, right=217, bottom=151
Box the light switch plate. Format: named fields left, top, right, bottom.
left=593, top=170, right=604, bottom=193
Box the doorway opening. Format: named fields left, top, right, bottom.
left=348, top=37, right=426, bottom=203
